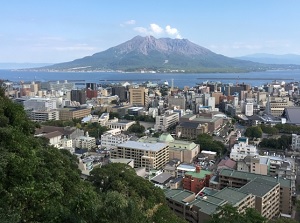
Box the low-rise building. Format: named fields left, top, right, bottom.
left=101, top=129, right=131, bottom=149
left=182, top=166, right=212, bottom=193
left=105, top=118, right=135, bottom=131
left=111, top=141, right=169, bottom=171
left=27, top=109, right=59, bottom=122
left=291, top=133, right=300, bottom=151
left=73, top=132, right=96, bottom=150
left=154, top=110, right=179, bottom=131
left=176, top=122, right=208, bottom=139
left=230, top=137, right=258, bottom=161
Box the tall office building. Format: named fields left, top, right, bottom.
left=128, top=86, right=149, bottom=107
left=71, top=89, right=86, bottom=104
left=112, top=86, right=127, bottom=102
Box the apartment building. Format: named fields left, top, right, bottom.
left=111, top=141, right=169, bottom=171
left=239, top=177, right=280, bottom=219
left=165, top=187, right=255, bottom=223
left=154, top=110, right=179, bottom=131
left=230, top=137, right=259, bottom=161
left=101, top=129, right=131, bottom=149
left=218, top=169, right=292, bottom=215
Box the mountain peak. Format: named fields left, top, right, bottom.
left=37, top=36, right=300, bottom=72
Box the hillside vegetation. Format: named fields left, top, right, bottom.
left=0, top=87, right=186, bottom=223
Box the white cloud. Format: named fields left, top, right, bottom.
left=133, top=23, right=182, bottom=38
left=150, top=23, right=163, bottom=34
left=165, top=25, right=181, bottom=39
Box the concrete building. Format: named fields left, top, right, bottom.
left=168, top=95, right=186, bottom=110
left=292, top=134, right=300, bottom=151
left=165, top=187, right=255, bottom=223
left=239, top=177, right=280, bottom=219
left=237, top=155, right=269, bottom=175
left=128, top=86, right=149, bottom=107
left=111, top=141, right=169, bottom=171
left=101, top=129, right=131, bottom=149
left=27, top=109, right=59, bottom=122
left=138, top=133, right=200, bottom=164
left=154, top=110, right=179, bottom=132
left=73, top=132, right=96, bottom=150
left=59, top=107, right=91, bottom=120
left=245, top=102, right=254, bottom=116
left=41, top=80, right=74, bottom=91
left=176, top=122, right=208, bottom=139
left=23, top=97, right=57, bottom=111
left=111, top=86, right=127, bottom=102
left=218, top=169, right=292, bottom=215
left=179, top=113, right=223, bottom=133
left=105, top=118, right=135, bottom=131
left=230, top=137, right=259, bottom=161
left=71, top=89, right=86, bottom=105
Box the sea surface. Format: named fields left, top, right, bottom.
left=0, top=69, right=300, bottom=89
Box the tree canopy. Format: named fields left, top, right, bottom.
left=194, top=133, right=226, bottom=155
left=0, top=88, right=185, bottom=223
left=207, top=204, right=266, bottom=223
left=244, top=126, right=263, bottom=139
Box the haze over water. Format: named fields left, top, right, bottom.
left=1, top=70, right=299, bottom=89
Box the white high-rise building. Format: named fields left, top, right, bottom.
left=245, top=102, right=254, bottom=116
left=23, top=97, right=57, bottom=111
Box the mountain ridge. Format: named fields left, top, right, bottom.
left=33, top=36, right=300, bottom=73
left=235, top=53, right=300, bottom=65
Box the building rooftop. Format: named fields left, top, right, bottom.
left=165, top=189, right=195, bottom=205
left=191, top=198, right=224, bottom=215
left=151, top=172, right=173, bottom=184
left=185, top=170, right=212, bottom=179
left=117, top=141, right=168, bottom=152
left=214, top=187, right=250, bottom=206
left=219, top=169, right=291, bottom=188
left=177, top=164, right=196, bottom=172
left=239, top=177, right=279, bottom=197
left=282, top=107, right=300, bottom=125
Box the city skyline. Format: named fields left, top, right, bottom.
left=1, top=0, right=300, bottom=63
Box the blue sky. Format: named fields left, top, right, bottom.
left=1, top=0, right=300, bottom=63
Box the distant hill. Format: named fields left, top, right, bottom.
left=0, top=63, right=53, bottom=70
left=235, top=53, right=300, bottom=65
left=34, top=36, right=300, bottom=73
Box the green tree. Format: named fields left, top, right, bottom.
left=195, top=134, right=226, bottom=155
left=208, top=204, right=266, bottom=223
left=244, top=126, right=262, bottom=139
left=128, top=121, right=145, bottom=134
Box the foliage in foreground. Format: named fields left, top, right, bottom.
left=207, top=204, right=266, bottom=223
left=0, top=88, right=185, bottom=223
